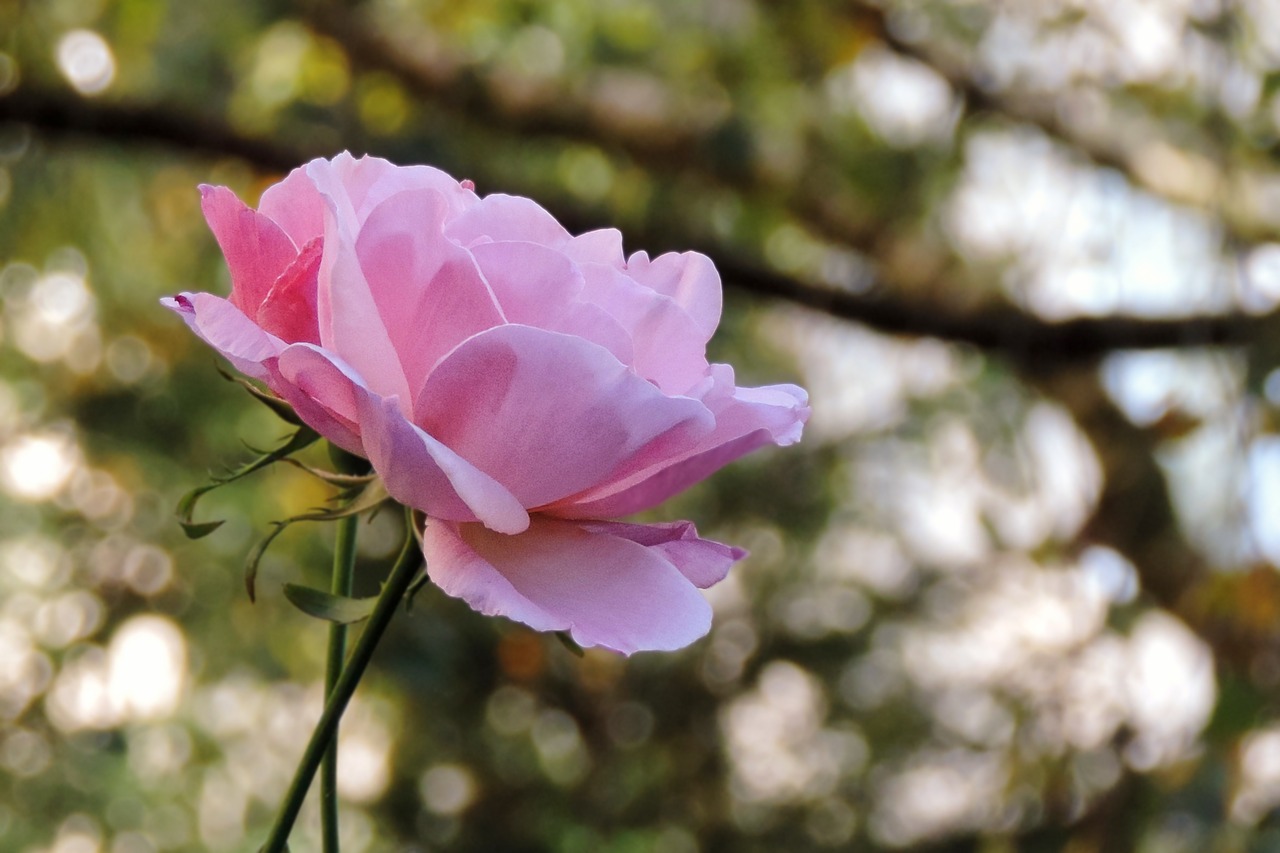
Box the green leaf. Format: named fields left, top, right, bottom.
left=282, top=583, right=377, bottom=624
left=175, top=426, right=320, bottom=539
left=179, top=518, right=225, bottom=539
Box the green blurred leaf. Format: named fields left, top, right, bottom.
left=282, top=583, right=377, bottom=624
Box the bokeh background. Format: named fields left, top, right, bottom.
left=3, top=0, right=1280, bottom=850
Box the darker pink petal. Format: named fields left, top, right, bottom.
left=423, top=517, right=713, bottom=654
left=199, top=185, right=299, bottom=315
left=256, top=237, right=322, bottom=345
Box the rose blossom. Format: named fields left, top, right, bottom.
left=164, top=153, right=808, bottom=654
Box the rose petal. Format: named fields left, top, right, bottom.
left=417, top=325, right=714, bottom=509
left=199, top=185, right=298, bottom=314
left=555, top=371, right=810, bottom=518
left=357, top=393, right=529, bottom=535
left=575, top=519, right=746, bottom=588
left=269, top=343, right=369, bottom=454
left=257, top=164, right=328, bottom=249
left=445, top=194, right=572, bottom=248
left=423, top=517, right=713, bottom=654
left=470, top=241, right=633, bottom=366
left=566, top=228, right=625, bottom=267
left=161, top=292, right=284, bottom=382
left=356, top=189, right=505, bottom=402
left=578, top=262, right=710, bottom=395
left=626, top=250, right=723, bottom=341
left=312, top=190, right=412, bottom=404
left=257, top=237, right=322, bottom=345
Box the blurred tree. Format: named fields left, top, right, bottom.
left=4, top=0, right=1280, bottom=851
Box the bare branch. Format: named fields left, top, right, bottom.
left=4, top=84, right=1274, bottom=361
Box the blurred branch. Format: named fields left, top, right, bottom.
left=292, top=0, right=884, bottom=254
left=4, top=84, right=1277, bottom=362
left=0, top=87, right=312, bottom=173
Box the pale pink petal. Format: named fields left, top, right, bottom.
left=418, top=325, right=714, bottom=509
left=554, top=372, right=810, bottom=518
left=199, top=185, right=298, bottom=314
left=357, top=394, right=529, bottom=535
left=312, top=192, right=411, bottom=404
left=445, top=194, right=572, bottom=248
left=626, top=250, right=723, bottom=340
left=257, top=164, right=328, bottom=248
left=423, top=517, right=713, bottom=654
left=161, top=292, right=284, bottom=382
left=257, top=237, right=322, bottom=345
left=469, top=241, right=633, bottom=365
left=575, top=519, right=746, bottom=588
left=566, top=228, right=625, bottom=267
left=356, top=189, right=505, bottom=402
left=578, top=262, right=709, bottom=395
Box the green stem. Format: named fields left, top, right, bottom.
left=260, top=509, right=421, bottom=853
left=321, top=514, right=359, bottom=853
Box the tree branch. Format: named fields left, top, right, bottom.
left=4, top=84, right=1274, bottom=361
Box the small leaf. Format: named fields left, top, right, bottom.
left=176, top=426, right=320, bottom=537
left=244, top=522, right=288, bottom=602
left=283, top=583, right=377, bottom=624
left=554, top=631, right=586, bottom=657
left=179, top=518, right=225, bottom=539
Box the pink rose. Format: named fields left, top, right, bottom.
left=164, top=153, right=808, bottom=654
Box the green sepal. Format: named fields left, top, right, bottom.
left=554, top=631, right=586, bottom=657
left=176, top=426, right=320, bottom=539
left=282, top=583, right=377, bottom=624
left=216, top=363, right=303, bottom=426
left=244, top=479, right=391, bottom=601
left=279, top=457, right=379, bottom=488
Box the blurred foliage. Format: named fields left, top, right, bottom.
left=8, top=0, right=1280, bottom=851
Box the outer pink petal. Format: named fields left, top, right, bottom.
left=469, top=241, right=633, bottom=366
left=418, top=325, right=714, bottom=509
left=554, top=370, right=810, bottom=519
left=357, top=393, right=529, bottom=535
left=199, top=185, right=298, bottom=314
left=444, top=194, right=572, bottom=248
left=423, top=517, right=713, bottom=654
left=268, top=344, right=368, bottom=454
left=355, top=189, right=505, bottom=403
left=575, top=519, right=746, bottom=588
left=625, top=250, right=723, bottom=341
left=161, top=292, right=284, bottom=382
